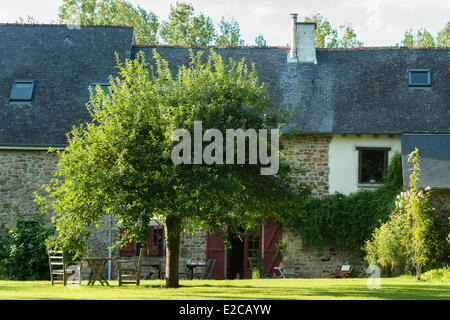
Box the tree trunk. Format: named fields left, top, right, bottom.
left=164, top=216, right=182, bottom=288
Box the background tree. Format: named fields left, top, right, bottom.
left=400, top=22, right=449, bottom=47
left=215, top=17, right=245, bottom=46
left=37, top=49, right=310, bottom=288
left=16, top=15, right=40, bottom=24
left=159, top=1, right=215, bottom=46
left=436, top=22, right=450, bottom=47
left=254, top=34, right=268, bottom=47
left=401, top=28, right=435, bottom=47
left=304, top=13, right=363, bottom=48
left=305, top=13, right=339, bottom=48
left=58, top=0, right=159, bottom=45
left=338, top=23, right=363, bottom=48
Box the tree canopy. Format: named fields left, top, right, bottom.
left=159, top=2, right=216, bottom=46
left=215, top=17, right=245, bottom=47
left=37, top=49, right=310, bottom=287
left=400, top=22, right=450, bottom=47
left=58, top=0, right=159, bottom=45
left=304, top=13, right=363, bottom=48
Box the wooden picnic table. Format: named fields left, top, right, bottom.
left=82, top=257, right=114, bottom=286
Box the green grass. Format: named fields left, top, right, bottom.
left=0, top=277, right=448, bottom=300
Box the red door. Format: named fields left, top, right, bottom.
left=119, top=228, right=134, bottom=257
left=206, top=232, right=225, bottom=279
left=243, top=227, right=262, bottom=279
left=263, top=221, right=282, bottom=276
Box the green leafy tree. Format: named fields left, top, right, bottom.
left=15, top=15, right=40, bottom=24
left=215, top=17, right=245, bottom=46
left=58, top=0, right=159, bottom=45
left=254, top=34, right=268, bottom=47
left=304, top=13, right=363, bottom=48
left=160, top=2, right=215, bottom=46
left=305, top=13, right=339, bottom=48
left=338, top=24, right=363, bottom=48
left=37, top=49, right=310, bottom=288
left=0, top=211, right=55, bottom=280
left=399, top=24, right=450, bottom=47
left=436, top=22, right=450, bottom=47
left=401, top=29, right=416, bottom=47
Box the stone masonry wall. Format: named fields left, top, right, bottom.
left=282, top=134, right=331, bottom=197
left=1, top=138, right=369, bottom=279
left=0, top=149, right=58, bottom=227
left=282, top=135, right=367, bottom=277
left=282, top=230, right=366, bottom=278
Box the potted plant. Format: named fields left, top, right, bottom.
left=274, top=239, right=293, bottom=266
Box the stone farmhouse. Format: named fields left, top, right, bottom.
left=0, top=14, right=449, bottom=279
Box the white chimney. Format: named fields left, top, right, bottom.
left=288, top=13, right=298, bottom=61
left=287, top=14, right=317, bottom=64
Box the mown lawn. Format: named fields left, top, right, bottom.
left=0, top=276, right=448, bottom=300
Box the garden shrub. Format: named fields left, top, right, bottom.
left=286, top=152, right=404, bottom=252
left=364, top=220, right=406, bottom=276
left=421, top=267, right=450, bottom=282
left=364, top=148, right=445, bottom=279
left=0, top=211, right=54, bottom=280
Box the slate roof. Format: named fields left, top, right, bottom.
left=401, top=134, right=450, bottom=189
left=0, top=25, right=448, bottom=147
left=133, top=46, right=450, bottom=135
left=0, top=25, right=134, bottom=146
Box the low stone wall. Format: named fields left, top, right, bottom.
left=282, top=230, right=366, bottom=278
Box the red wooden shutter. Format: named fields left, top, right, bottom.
left=206, top=232, right=225, bottom=279
left=263, top=221, right=282, bottom=275
left=119, top=228, right=134, bottom=257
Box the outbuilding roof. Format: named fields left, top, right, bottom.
left=401, top=134, right=450, bottom=190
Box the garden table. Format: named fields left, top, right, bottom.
left=82, top=257, right=114, bottom=286
left=186, top=261, right=207, bottom=280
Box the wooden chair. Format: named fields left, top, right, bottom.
left=48, top=250, right=82, bottom=286
left=117, top=248, right=144, bottom=286
left=205, top=259, right=216, bottom=280
left=159, top=259, right=166, bottom=279
left=324, top=265, right=354, bottom=278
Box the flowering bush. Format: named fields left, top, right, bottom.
left=364, top=148, right=437, bottom=279
left=421, top=267, right=450, bottom=282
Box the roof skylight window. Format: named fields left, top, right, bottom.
left=10, top=80, right=35, bottom=101
left=409, top=69, right=431, bottom=87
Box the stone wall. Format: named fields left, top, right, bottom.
left=0, top=140, right=368, bottom=280
left=0, top=149, right=58, bottom=227
left=282, top=134, right=331, bottom=197
left=180, top=229, right=207, bottom=263
left=282, top=230, right=366, bottom=278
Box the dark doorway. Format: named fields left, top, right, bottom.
left=229, top=232, right=244, bottom=279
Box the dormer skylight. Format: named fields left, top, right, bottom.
left=10, top=80, right=35, bottom=101
left=408, top=69, right=431, bottom=87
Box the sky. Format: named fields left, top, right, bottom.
left=1, top=0, right=449, bottom=46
